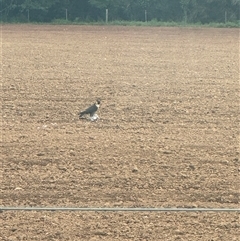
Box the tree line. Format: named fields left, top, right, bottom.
left=1, top=0, right=239, bottom=24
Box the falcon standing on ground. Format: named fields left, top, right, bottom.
left=79, top=99, right=100, bottom=118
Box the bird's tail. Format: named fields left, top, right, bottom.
left=79, top=111, right=85, bottom=117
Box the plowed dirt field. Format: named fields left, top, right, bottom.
left=1, top=25, right=239, bottom=240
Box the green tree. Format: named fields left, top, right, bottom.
left=1, top=0, right=239, bottom=23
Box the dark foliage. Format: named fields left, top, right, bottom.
left=0, top=0, right=239, bottom=23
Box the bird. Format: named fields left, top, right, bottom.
left=79, top=99, right=101, bottom=118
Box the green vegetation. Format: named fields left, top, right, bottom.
left=49, top=19, right=239, bottom=28
left=1, top=0, right=239, bottom=27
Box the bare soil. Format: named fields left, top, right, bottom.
left=1, top=24, right=239, bottom=240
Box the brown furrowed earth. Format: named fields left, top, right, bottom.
left=1, top=25, right=239, bottom=240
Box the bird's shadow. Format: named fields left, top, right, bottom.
left=79, top=116, right=100, bottom=122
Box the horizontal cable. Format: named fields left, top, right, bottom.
left=1, top=207, right=240, bottom=212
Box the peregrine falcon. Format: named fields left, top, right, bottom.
left=79, top=99, right=100, bottom=118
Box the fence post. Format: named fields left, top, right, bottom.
left=145, top=10, right=147, bottom=22
left=106, top=9, right=108, bottom=23
left=27, top=9, right=29, bottom=22
left=225, top=11, right=227, bottom=23
left=66, top=9, right=68, bottom=21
